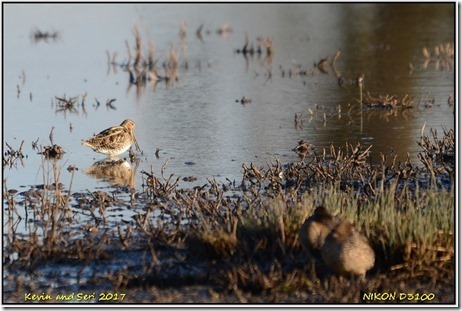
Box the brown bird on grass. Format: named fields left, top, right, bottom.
left=321, top=220, right=375, bottom=278
left=299, top=206, right=340, bottom=259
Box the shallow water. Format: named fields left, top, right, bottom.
left=2, top=4, right=456, bottom=302
left=3, top=4, right=454, bottom=192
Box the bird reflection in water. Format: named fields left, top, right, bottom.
left=84, top=158, right=137, bottom=188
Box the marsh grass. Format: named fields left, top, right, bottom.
left=3, top=128, right=455, bottom=303
left=169, top=130, right=454, bottom=302
left=4, top=152, right=115, bottom=266
left=181, top=183, right=452, bottom=303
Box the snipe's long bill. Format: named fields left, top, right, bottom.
left=82, top=119, right=141, bottom=157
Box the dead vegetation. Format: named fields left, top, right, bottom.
left=417, top=125, right=455, bottom=181
left=3, top=141, right=26, bottom=168
left=53, top=93, right=89, bottom=117
left=107, top=24, right=187, bottom=93
left=30, top=27, right=59, bottom=43
left=3, top=126, right=454, bottom=303
left=363, top=93, right=415, bottom=110
left=40, top=145, right=65, bottom=159
left=422, top=42, right=454, bottom=71
left=235, top=33, right=274, bottom=58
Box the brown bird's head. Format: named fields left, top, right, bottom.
left=120, top=119, right=140, bottom=152
left=120, top=119, right=136, bottom=130
left=313, top=206, right=331, bottom=218
left=332, top=220, right=355, bottom=241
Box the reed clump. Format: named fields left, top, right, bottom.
left=108, top=24, right=187, bottom=90
left=422, top=42, right=454, bottom=71
left=3, top=141, right=26, bottom=168
left=417, top=126, right=455, bottom=181
left=363, top=93, right=415, bottom=110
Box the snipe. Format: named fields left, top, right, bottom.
left=82, top=119, right=141, bottom=157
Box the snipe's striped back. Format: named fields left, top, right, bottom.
left=82, top=119, right=140, bottom=156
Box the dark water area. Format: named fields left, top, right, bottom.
left=2, top=3, right=456, bottom=304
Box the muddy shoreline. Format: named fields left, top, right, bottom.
left=3, top=131, right=455, bottom=304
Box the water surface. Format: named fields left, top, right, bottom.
left=3, top=3, right=454, bottom=192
